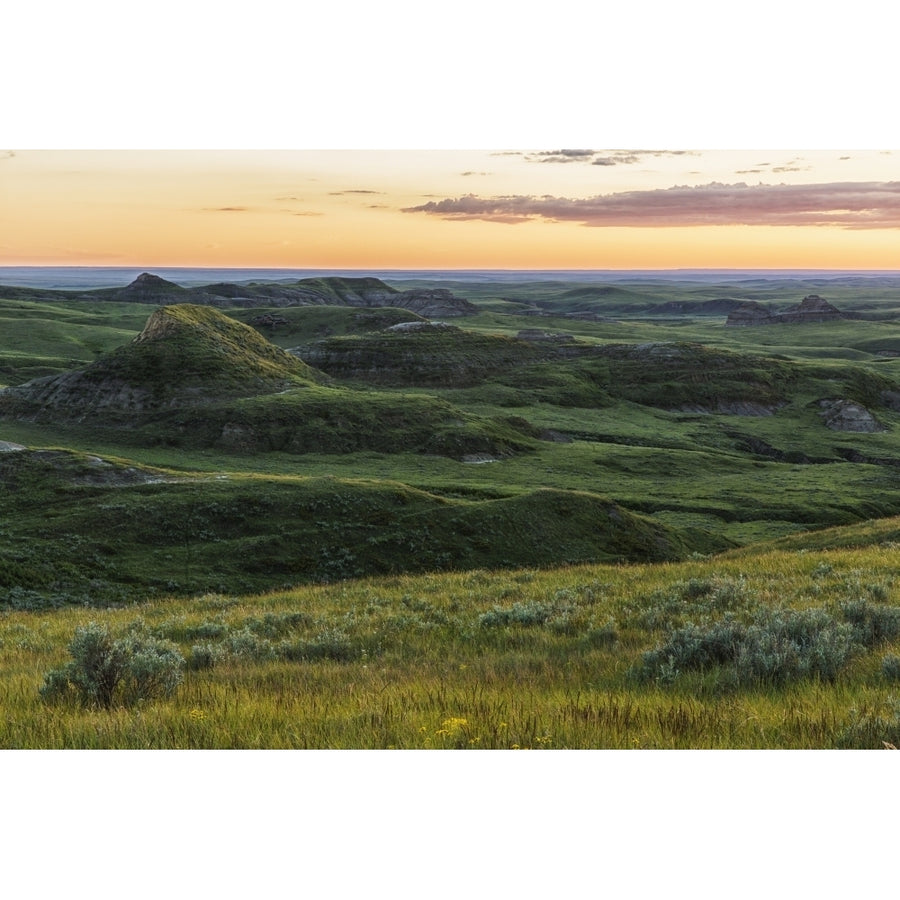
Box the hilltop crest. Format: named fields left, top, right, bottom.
left=134, top=305, right=182, bottom=341
left=126, top=272, right=184, bottom=292
left=0, top=304, right=320, bottom=421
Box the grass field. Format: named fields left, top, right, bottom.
left=4, top=535, right=900, bottom=748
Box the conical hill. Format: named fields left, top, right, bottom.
left=0, top=304, right=321, bottom=420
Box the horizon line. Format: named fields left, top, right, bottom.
left=3, top=265, right=900, bottom=274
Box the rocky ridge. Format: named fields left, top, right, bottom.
left=817, top=399, right=886, bottom=433
left=0, top=273, right=478, bottom=318
left=726, top=295, right=849, bottom=327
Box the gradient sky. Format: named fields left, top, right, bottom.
left=2, top=149, right=898, bottom=269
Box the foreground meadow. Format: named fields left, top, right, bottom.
left=4, top=540, right=900, bottom=749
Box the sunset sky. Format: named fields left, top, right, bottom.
left=2, top=149, right=898, bottom=271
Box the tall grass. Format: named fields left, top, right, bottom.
left=3, top=547, right=898, bottom=748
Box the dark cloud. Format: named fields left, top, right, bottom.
left=204, top=206, right=249, bottom=212
left=1, top=150, right=15, bottom=161
left=591, top=155, right=641, bottom=166
left=328, top=189, right=383, bottom=195
left=735, top=169, right=764, bottom=174
left=292, top=211, right=323, bottom=217
left=403, top=182, right=900, bottom=229
left=528, top=149, right=699, bottom=166
left=591, top=153, right=647, bottom=166
left=489, top=151, right=523, bottom=156
left=461, top=171, right=491, bottom=176
left=771, top=166, right=809, bottom=173
left=533, top=149, right=597, bottom=163
left=839, top=156, right=851, bottom=161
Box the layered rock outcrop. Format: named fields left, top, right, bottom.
left=726, top=295, right=847, bottom=327
left=817, top=399, right=886, bottom=433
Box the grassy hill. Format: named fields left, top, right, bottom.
left=0, top=304, right=547, bottom=460
left=0, top=304, right=319, bottom=420
left=0, top=448, right=729, bottom=608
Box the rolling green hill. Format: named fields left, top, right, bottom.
left=0, top=448, right=730, bottom=607
left=1, top=278, right=899, bottom=605
left=0, top=304, right=319, bottom=420
left=0, top=304, right=543, bottom=461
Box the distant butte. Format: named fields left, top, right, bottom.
left=725, top=295, right=848, bottom=327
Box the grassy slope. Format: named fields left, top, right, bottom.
left=0, top=299, right=150, bottom=386
left=0, top=448, right=729, bottom=607
left=3, top=533, right=900, bottom=748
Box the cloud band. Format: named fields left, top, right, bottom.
left=403, top=181, right=900, bottom=229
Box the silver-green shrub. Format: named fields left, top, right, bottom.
left=188, top=642, right=226, bottom=670
left=225, top=626, right=276, bottom=661
left=839, top=599, right=900, bottom=647
left=637, top=607, right=860, bottom=686
left=478, top=601, right=559, bottom=628
left=882, top=654, right=900, bottom=682
left=115, top=631, right=185, bottom=704
left=736, top=608, right=856, bottom=684
left=40, top=621, right=184, bottom=708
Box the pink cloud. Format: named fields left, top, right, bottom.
left=403, top=182, right=900, bottom=228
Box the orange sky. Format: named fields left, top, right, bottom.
left=1, top=149, right=898, bottom=269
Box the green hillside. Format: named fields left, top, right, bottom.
left=0, top=304, right=319, bottom=420
left=0, top=448, right=728, bottom=608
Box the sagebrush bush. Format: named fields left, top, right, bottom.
left=116, top=631, right=186, bottom=704
left=188, top=642, right=226, bottom=670
left=478, top=601, right=559, bottom=628
left=839, top=599, right=900, bottom=647
left=637, top=606, right=860, bottom=686
left=225, top=626, right=276, bottom=662
left=638, top=618, right=745, bottom=682
left=279, top=628, right=356, bottom=662
left=882, top=654, right=900, bottom=682
left=736, top=608, right=856, bottom=685
left=837, top=698, right=900, bottom=748
left=40, top=621, right=184, bottom=708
